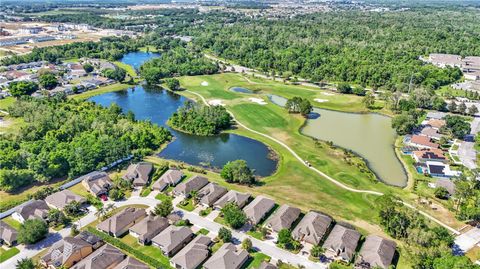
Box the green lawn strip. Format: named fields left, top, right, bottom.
left=199, top=207, right=212, bottom=217
left=155, top=192, right=171, bottom=203
left=87, top=227, right=172, bottom=269
left=244, top=251, right=270, bottom=269
left=246, top=230, right=264, bottom=241
left=211, top=241, right=224, bottom=253
left=213, top=215, right=227, bottom=226
left=0, top=247, right=20, bottom=263
left=196, top=228, right=209, bottom=235
left=0, top=97, right=15, bottom=110
left=68, top=183, right=91, bottom=198
left=114, top=61, right=138, bottom=79
left=177, top=198, right=196, bottom=211
left=70, top=83, right=131, bottom=100
left=2, top=216, right=21, bottom=230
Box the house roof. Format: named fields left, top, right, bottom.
left=203, top=243, right=249, bottom=269
left=82, top=171, right=113, bottom=195
left=214, top=190, right=251, bottom=209
left=123, top=162, right=153, bottom=185
left=129, top=215, right=169, bottom=242
left=173, top=175, right=209, bottom=195
left=113, top=256, right=149, bottom=269
left=151, top=226, right=193, bottom=254
left=71, top=244, right=125, bottom=269
left=267, top=204, right=301, bottom=232
left=74, top=231, right=102, bottom=247
left=426, top=111, right=446, bottom=120
left=170, top=235, right=212, bottom=269
left=413, top=149, right=446, bottom=161
left=435, top=178, right=456, bottom=195
left=243, top=196, right=275, bottom=225
left=322, top=224, right=361, bottom=261
left=420, top=127, right=443, bottom=140
left=356, top=235, right=396, bottom=269
left=45, top=189, right=86, bottom=210
left=410, top=135, right=439, bottom=148
left=42, top=236, right=92, bottom=268
left=0, top=220, right=17, bottom=244
left=425, top=119, right=446, bottom=129
left=152, top=169, right=184, bottom=191
left=97, top=208, right=146, bottom=235
left=292, top=211, right=332, bottom=245
left=258, top=261, right=278, bottom=269
left=198, top=183, right=228, bottom=206
left=16, top=200, right=50, bottom=221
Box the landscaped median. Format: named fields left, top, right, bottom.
left=0, top=247, right=20, bottom=263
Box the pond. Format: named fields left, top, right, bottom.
left=230, top=87, right=254, bottom=94
left=269, top=94, right=407, bottom=187
left=120, top=51, right=161, bottom=71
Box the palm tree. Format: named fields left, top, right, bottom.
left=190, top=190, right=199, bottom=206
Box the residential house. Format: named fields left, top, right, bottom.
left=292, top=211, right=332, bottom=245
left=425, top=112, right=446, bottom=120
left=71, top=244, right=125, bottom=269
left=122, top=162, right=153, bottom=187
left=214, top=190, right=251, bottom=210
left=41, top=237, right=93, bottom=269
left=203, top=243, right=249, bottom=269
left=243, top=196, right=275, bottom=225
left=81, top=171, right=113, bottom=196
left=197, top=183, right=228, bottom=207
left=0, top=221, right=18, bottom=246
left=258, top=262, right=278, bottom=269
left=74, top=231, right=103, bottom=250
left=412, top=149, right=447, bottom=164
left=408, top=135, right=439, bottom=149
left=172, top=175, right=209, bottom=198
left=113, top=257, right=149, bottom=269
left=45, top=189, right=87, bottom=210
left=432, top=178, right=456, bottom=196
left=428, top=54, right=463, bottom=68
left=419, top=127, right=443, bottom=140
left=424, top=119, right=446, bottom=130
left=152, top=169, right=184, bottom=191
left=97, top=207, right=146, bottom=237
left=464, top=71, right=480, bottom=81
left=151, top=226, right=194, bottom=257
left=12, top=200, right=50, bottom=224
left=355, top=235, right=396, bottom=269
left=426, top=161, right=461, bottom=178
left=129, top=215, right=169, bottom=245
left=323, top=224, right=361, bottom=262
left=266, top=204, right=301, bottom=233
left=170, top=235, right=212, bottom=269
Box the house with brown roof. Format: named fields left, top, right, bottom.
left=12, top=200, right=50, bottom=223
left=71, top=244, right=125, bottom=269
left=97, top=207, right=146, bottom=237
left=129, top=215, right=169, bottom=245
left=266, top=204, right=301, bottom=233
left=151, top=226, right=194, bottom=257
left=355, top=235, right=396, bottom=269
left=425, top=119, right=446, bottom=130
left=173, top=175, right=209, bottom=198
left=170, top=235, right=212, bottom=269
left=81, top=171, right=113, bottom=196
left=292, top=211, right=332, bottom=245
left=203, top=243, right=249, bottom=269
left=198, top=183, right=228, bottom=207
left=113, top=256, right=149, bottom=269
left=243, top=196, right=275, bottom=225
left=408, top=135, right=439, bottom=149
left=0, top=220, right=18, bottom=246
left=412, top=149, right=447, bottom=163
left=323, top=224, right=361, bottom=262
left=152, top=169, right=184, bottom=191
left=45, top=189, right=87, bottom=210
left=213, top=190, right=251, bottom=209
left=123, top=162, right=153, bottom=187
left=41, top=237, right=94, bottom=269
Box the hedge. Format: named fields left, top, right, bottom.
left=86, top=227, right=166, bottom=268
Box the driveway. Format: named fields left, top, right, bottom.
left=458, top=115, right=480, bottom=169
left=454, top=227, right=480, bottom=254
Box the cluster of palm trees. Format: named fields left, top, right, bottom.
left=94, top=203, right=117, bottom=221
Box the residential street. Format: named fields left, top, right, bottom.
left=458, top=115, right=480, bottom=170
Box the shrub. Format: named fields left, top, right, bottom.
left=218, top=227, right=232, bottom=242
left=18, top=219, right=48, bottom=244
left=221, top=202, right=247, bottom=229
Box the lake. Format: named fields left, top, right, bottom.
left=90, top=52, right=277, bottom=176
left=269, top=94, right=407, bottom=186
left=120, top=51, right=161, bottom=71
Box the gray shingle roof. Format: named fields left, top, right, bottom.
left=123, top=162, right=153, bottom=186
left=203, top=243, right=249, bottom=269
left=113, top=256, right=149, bottom=269
left=292, top=211, right=332, bottom=245
left=214, top=190, right=251, bottom=209
left=97, top=208, right=146, bottom=235
left=173, top=175, right=209, bottom=196
left=71, top=244, right=125, bottom=269
left=170, top=235, right=212, bottom=269
left=151, top=226, right=194, bottom=254
left=129, top=215, right=169, bottom=243
left=16, top=200, right=50, bottom=221
left=356, top=235, right=396, bottom=269
left=82, top=171, right=112, bottom=195
left=243, top=196, right=275, bottom=225
left=322, top=224, right=361, bottom=261
left=42, top=236, right=92, bottom=268
left=45, top=189, right=86, bottom=210
left=152, top=169, right=184, bottom=191
left=0, top=221, right=17, bottom=245
left=198, top=183, right=228, bottom=206
left=267, top=204, right=301, bottom=232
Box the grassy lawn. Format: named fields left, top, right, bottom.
left=119, top=234, right=172, bottom=268
left=196, top=228, right=209, bottom=235
left=68, top=183, right=91, bottom=198
left=199, top=207, right=212, bottom=217
left=114, top=61, right=138, bottom=80
left=244, top=252, right=270, bottom=269
left=466, top=246, right=480, bottom=262
left=173, top=73, right=461, bottom=268
left=2, top=216, right=21, bottom=230
left=211, top=241, right=224, bottom=253
left=0, top=97, right=15, bottom=110
left=70, top=83, right=131, bottom=100
left=214, top=215, right=227, bottom=226
left=177, top=198, right=196, bottom=211
left=0, top=247, right=20, bottom=263
left=155, top=192, right=171, bottom=203
left=246, top=230, right=265, bottom=241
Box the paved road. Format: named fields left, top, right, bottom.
left=455, top=227, right=480, bottom=253
left=458, top=115, right=480, bottom=170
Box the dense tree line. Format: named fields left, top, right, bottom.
left=0, top=96, right=171, bottom=192
left=168, top=101, right=232, bottom=136
left=192, top=9, right=477, bottom=90
left=140, top=47, right=218, bottom=84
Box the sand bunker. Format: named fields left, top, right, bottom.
left=249, top=97, right=267, bottom=105
left=208, top=99, right=225, bottom=106
left=201, top=81, right=209, bottom=86
left=314, top=98, right=329, bottom=103
left=321, top=92, right=334, bottom=96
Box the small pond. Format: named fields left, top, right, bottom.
left=120, top=51, right=161, bottom=71
left=230, top=87, right=254, bottom=94
left=269, top=94, right=407, bottom=186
